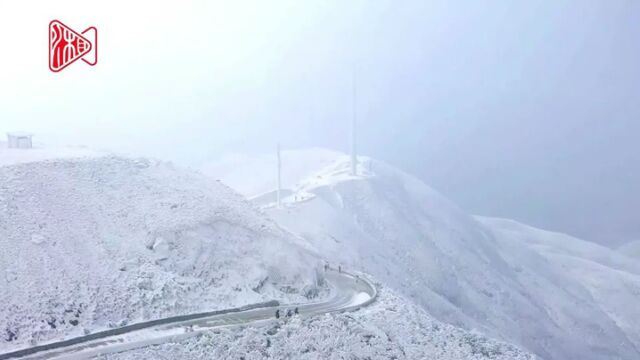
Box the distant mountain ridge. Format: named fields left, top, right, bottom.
left=618, top=240, right=640, bottom=259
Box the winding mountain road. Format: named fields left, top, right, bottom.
left=0, top=269, right=376, bottom=360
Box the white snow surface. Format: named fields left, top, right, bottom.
left=0, top=152, right=323, bottom=352
left=0, top=144, right=102, bottom=166
left=201, top=148, right=342, bottom=199
left=478, top=216, right=640, bottom=357
left=102, top=287, right=535, bottom=360
left=618, top=240, right=640, bottom=259
left=202, top=148, right=640, bottom=360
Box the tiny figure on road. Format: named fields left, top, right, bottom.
left=338, top=265, right=342, bottom=273
left=287, top=309, right=293, bottom=317
left=275, top=309, right=280, bottom=319
left=294, top=307, right=299, bottom=315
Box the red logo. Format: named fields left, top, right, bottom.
left=49, top=20, right=97, bottom=72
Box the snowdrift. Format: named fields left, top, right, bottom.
left=203, top=148, right=640, bottom=360
left=0, top=154, right=321, bottom=351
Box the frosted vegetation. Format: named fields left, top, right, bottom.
left=204, top=148, right=640, bottom=360
left=0, top=155, right=322, bottom=351
left=0, top=149, right=538, bottom=359
left=2, top=145, right=634, bottom=359
left=102, top=288, right=534, bottom=360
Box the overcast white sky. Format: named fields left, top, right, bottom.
left=0, top=0, right=638, bottom=246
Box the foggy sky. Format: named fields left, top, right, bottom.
left=1, top=1, right=638, bottom=246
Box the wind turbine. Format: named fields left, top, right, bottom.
left=277, top=143, right=282, bottom=209
left=350, top=65, right=358, bottom=176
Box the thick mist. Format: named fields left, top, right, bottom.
left=1, top=0, right=638, bottom=246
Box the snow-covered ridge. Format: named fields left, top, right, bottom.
left=618, top=240, right=640, bottom=259
left=0, top=144, right=102, bottom=167
left=203, top=147, right=640, bottom=360
left=202, top=148, right=350, bottom=198
left=478, top=216, right=640, bottom=358
left=0, top=154, right=322, bottom=352
left=1, top=148, right=536, bottom=360
left=476, top=216, right=640, bottom=276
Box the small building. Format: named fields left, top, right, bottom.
left=7, top=132, right=33, bottom=149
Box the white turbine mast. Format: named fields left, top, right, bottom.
left=350, top=65, right=358, bottom=176
left=277, top=143, right=282, bottom=209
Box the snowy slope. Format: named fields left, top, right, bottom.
left=618, top=240, right=640, bottom=259
left=478, top=217, right=640, bottom=355
left=202, top=148, right=640, bottom=360
left=0, top=143, right=103, bottom=166
left=0, top=148, right=537, bottom=360
left=477, top=217, right=640, bottom=275
left=102, top=287, right=535, bottom=360
left=201, top=148, right=341, bottom=198
left=0, top=153, right=323, bottom=352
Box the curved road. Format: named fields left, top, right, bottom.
left=0, top=269, right=376, bottom=360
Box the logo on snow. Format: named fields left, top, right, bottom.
left=49, top=20, right=97, bottom=72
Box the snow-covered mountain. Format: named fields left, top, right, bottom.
left=202, top=148, right=640, bottom=360
left=0, top=152, right=321, bottom=352
left=1, top=147, right=535, bottom=360
left=478, top=216, right=640, bottom=356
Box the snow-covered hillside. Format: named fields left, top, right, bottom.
left=202, top=148, right=640, bottom=360
left=0, top=153, right=322, bottom=352
left=478, top=217, right=640, bottom=355
left=103, top=287, right=535, bottom=360
left=0, top=147, right=538, bottom=360
left=618, top=240, right=640, bottom=259
left=0, top=143, right=102, bottom=166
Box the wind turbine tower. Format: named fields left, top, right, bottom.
left=351, top=66, right=358, bottom=176
left=277, top=143, right=282, bottom=209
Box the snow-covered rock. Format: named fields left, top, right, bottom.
left=203, top=148, right=640, bottom=360
left=0, top=154, right=321, bottom=351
